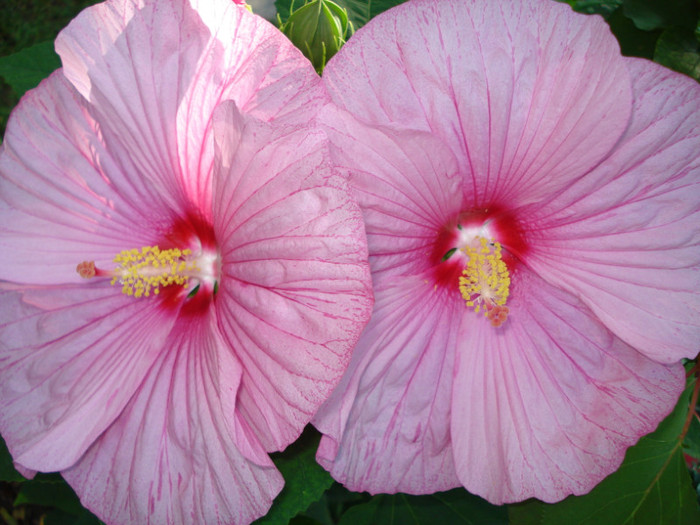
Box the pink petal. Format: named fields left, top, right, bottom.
left=62, top=314, right=282, bottom=525
left=319, top=105, right=462, bottom=283
left=314, top=277, right=461, bottom=494
left=527, top=59, right=700, bottom=363
left=0, top=285, right=177, bottom=471
left=210, top=101, right=373, bottom=451
left=322, top=0, right=632, bottom=206
left=56, top=0, right=209, bottom=205
left=450, top=268, right=685, bottom=504
left=0, top=73, right=177, bottom=285
left=56, top=0, right=325, bottom=212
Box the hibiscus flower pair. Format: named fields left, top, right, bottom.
left=0, top=0, right=698, bottom=524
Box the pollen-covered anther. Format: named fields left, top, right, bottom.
left=107, top=246, right=198, bottom=298
left=458, top=237, right=510, bottom=327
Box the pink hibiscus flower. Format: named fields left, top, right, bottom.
left=0, top=0, right=372, bottom=523
left=313, top=0, right=699, bottom=504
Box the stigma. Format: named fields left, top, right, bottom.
left=459, top=237, right=510, bottom=327
left=77, top=245, right=216, bottom=299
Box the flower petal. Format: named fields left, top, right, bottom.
left=322, top=0, right=632, bottom=206
left=320, top=105, right=462, bottom=282
left=314, top=278, right=461, bottom=494
left=0, top=73, right=176, bottom=285
left=56, top=0, right=325, bottom=212
left=0, top=284, right=177, bottom=471
left=450, top=268, right=685, bottom=504
left=211, top=101, right=373, bottom=451
left=62, top=314, right=282, bottom=525
left=56, top=0, right=210, bottom=205
left=528, top=59, right=700, bottom=363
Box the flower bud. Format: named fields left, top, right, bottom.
left=280, top=0, right=353, bottom=74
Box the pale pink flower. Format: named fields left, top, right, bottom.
left=313, top=0, right=699, bottom=504
left=0, top=0, right=372, bottom=523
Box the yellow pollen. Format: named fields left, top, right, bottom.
left=458, top=237, right=510, bottom=327
left=110, top=246, right=197, bottom=298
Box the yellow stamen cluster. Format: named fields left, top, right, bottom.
left=459, top=237, right=510, bottom=325
left=111, top=246, right=196, bottom=298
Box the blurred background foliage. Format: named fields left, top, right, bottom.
left=0, top=0, right=699, bottom=524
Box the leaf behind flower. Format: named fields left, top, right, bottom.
left=337, top=489, right=508, bottom=525
left=0, top=41, right=60, bottom=98
left=508, top=379, right=700, bottom=525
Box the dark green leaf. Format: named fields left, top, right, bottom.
left=508, top=380, right=700, bottom=525
left=338, top=488, right=508, bottom=525
left=606, top=7, right=661, bottom=59
left=623, top=0, right=699, bottom=31
left=301, top=482, right=369, bottom=525
left=654, top=27, right=700, bottom=81
left=684, top=411, right=700, bottom=459
left=559, top=0, right=624, bottom=17
left=255, top=427, right=334, bottom=525
left=14, top=474, right=84, bottom=516
left=289, top=516, right=324, bottom=525
left=0, top=434, right=24, bottom=482
left=0, top=41, right=60, bottom=98
left=42, top=509, right=102, bottom=525
left=0, top=0, right=96, bottom=56
left=275, top=0, right=294, bottom=21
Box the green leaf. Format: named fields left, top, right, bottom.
left=0, top=41, right=61, bottom=98
left=654, top=27, right=700, bottom=81
left=623, top=0, right=699, bottom=31
left=605, top=7, right=661, bottom=59
left=42, top=509, right=103, bottom=525
left=338, top=488, right=508, bottom=525
left=14, top=474, right=85, bottom=516
left=559, top=0, right=624, bottom=17
left=508, top=380, right=700, bottom=525
left=0, top=433, right=25, bottom=482
left=684, top=410, right=700, bottom=459
left=255, top=427, right=334, bottom=525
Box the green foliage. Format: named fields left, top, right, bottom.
left=606, top=7, right=661, bottom=59
left=655, top=27, right=700, bottom=80
left=557, top=0, right=624, bottom=17
left=338, top=489, right=508, bottom=525
left=15, top=474, right=85, bottom=515
left=0, top=0, right=96, bottom=57
left=623, top=0, right=699, bottom=31
left=684, top=408, right=700, bottom=459
left=0, top=435, right=24, bottom=483
left=0, top=41, right=61, bottom=138
left=4, top=471, right=102, bottom=524
left=255, top=427, right=335, bottom=524
left=508, top=380, right=700, bottom=525
left=0, top=41, right=60, bottom=99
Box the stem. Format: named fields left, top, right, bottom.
left=681, top=366, right=700, bottom=439
left=0, top=508, right=17, bottom=525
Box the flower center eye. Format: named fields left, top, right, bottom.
left=77, top=245, right=214, bottom=298
left=458, top=237, right=510, bottom=327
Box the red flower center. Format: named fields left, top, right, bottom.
left=430, top=206, right=527, bottom=326
left=76, top=213, right=220, bottom=317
